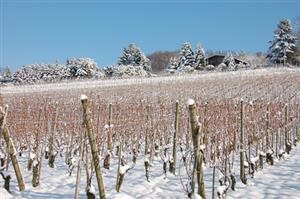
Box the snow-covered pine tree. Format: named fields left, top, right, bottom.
left=0, top=66, right=12, bottom=83
left=223, top=53, right=236, bottom=71
left=292, top=17, right=300, bottom=65
left=194, top=44, right=206, bottom=70
left=167, top=57, right=179, bottom=71
left=267, top=19, right=296, bottom=65
left=118, top=43, right=151, bottom=71
left=178, top=42, right=195, bottom=71
left=0, top=67, right=11, bottom=78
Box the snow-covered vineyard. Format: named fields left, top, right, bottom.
left=0, top=68, right=300, bottom=198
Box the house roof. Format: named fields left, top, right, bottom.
left=206, top=55, right=225, bottom=60
left=206, top=54, right=249, bottom=65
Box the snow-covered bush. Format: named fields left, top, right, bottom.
left=104, top=65, right=153, bottom=78
left=12, top=63, right=71, bottom=84
left=66, top=58, right=104, bottom=78
left=236, top=62, right=249, bottom=70
left=9, top=58, right=105, bottom=85
left=205, top=65, right=215, bottom=71
left=178, top=65, right=195, bottom=73
left=216, top=63, right=227, bottom=71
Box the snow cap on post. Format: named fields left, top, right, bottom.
left=80, top=95, right=88, bottom=101
left=194, top=193, right=202, bottom=199
left=187, top=98, right=195, bottom=106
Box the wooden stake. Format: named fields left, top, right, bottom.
left=284, top=104, right=291, bottom=154
left=0, top=106, right=25, bottom=191
left=74, top=131, right=84, bottom=199
left=171, top=101, right=179, bottom=175
left=266, top=103, right=270, bottom=147
left=239, top=100, right=247, bottom=184
left=81, top=95, right=106, bottom=199
left=188, top=99, right=206, bottom=199
left=115, top=139, right=123, bottom=192
left=48, top=107, right=58, bottom=168
left=108, top=103, right=113, bottom=153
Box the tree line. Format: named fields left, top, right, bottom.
left=0, top=18, right=299, bottom=84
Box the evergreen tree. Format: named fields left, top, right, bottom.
left=118, top=43, right=151, bottom=71
left=178, top=42, right=195, bottom=69
left=223, top=53, right=236, bottom=70
left=0, top=66, right=12, bottom=78
left=267, top=19, right=296, bottom=65
left=292, top=17, right=300, bottom=65
left=167, top=57, right=179, bottom=69
left=194, top=44, right=206, bottom=70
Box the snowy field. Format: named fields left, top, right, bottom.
left=1, top=145, right=300, bottom=198
left=1, top=67, right=299, bottom=95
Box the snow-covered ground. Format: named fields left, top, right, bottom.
left=0, top=153, right=188, bottom=199
left=1, top=145, right=300, bottom=198
left=1, top=67, right=299, bottom=95
left=228, top=145, right=300, bottom=199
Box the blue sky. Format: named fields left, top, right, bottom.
left=0, top=0, right=299, bottom=71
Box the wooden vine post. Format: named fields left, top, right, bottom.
left=32, top=109, right=44, bottom=187
left=296, top=125, right=300, bottom=142
left=239, top=99, right=247, bottom=184
left=74, top=131, right=85, bottom=199
left=284, top=104, right=291, bottom=154
left=115, top=139, right=124, bottom=192
left=171, top=100, right=179, bottom=175
left=81, top=95, right=106, bottom=199
left=104, top=103, right=113, bottom=169
left=108, top=103, right=113, bottom=152
left=266, top=103, right=270, bottom=147
left=0, top=106, right=25, bottom=191
left=188, top=99, right=206, bottom=199
left=266, top=103, right=274, bottom=165
left=202, top=102, right=208, bottom=147
left=48, top=107, right=58, bottom=168
left=144, top=105, right=150, bottom=155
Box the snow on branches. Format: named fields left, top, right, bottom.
left=167, top=42, right=207, bottom=73
left=66, top=58, right=105, bottom=78
left=104, top=65, right=153, bottom=78
left=104, top=43, right=154, bottom=78
left=5, top=58, right=105, bottom=85
left=118, top=43, right=152, bottom=72
left=267, top=19, right=296, bottom=65
left=11, top=63, right=71, bottom=84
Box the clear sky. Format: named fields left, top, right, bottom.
left=0, top=0, right=299, bottom=71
